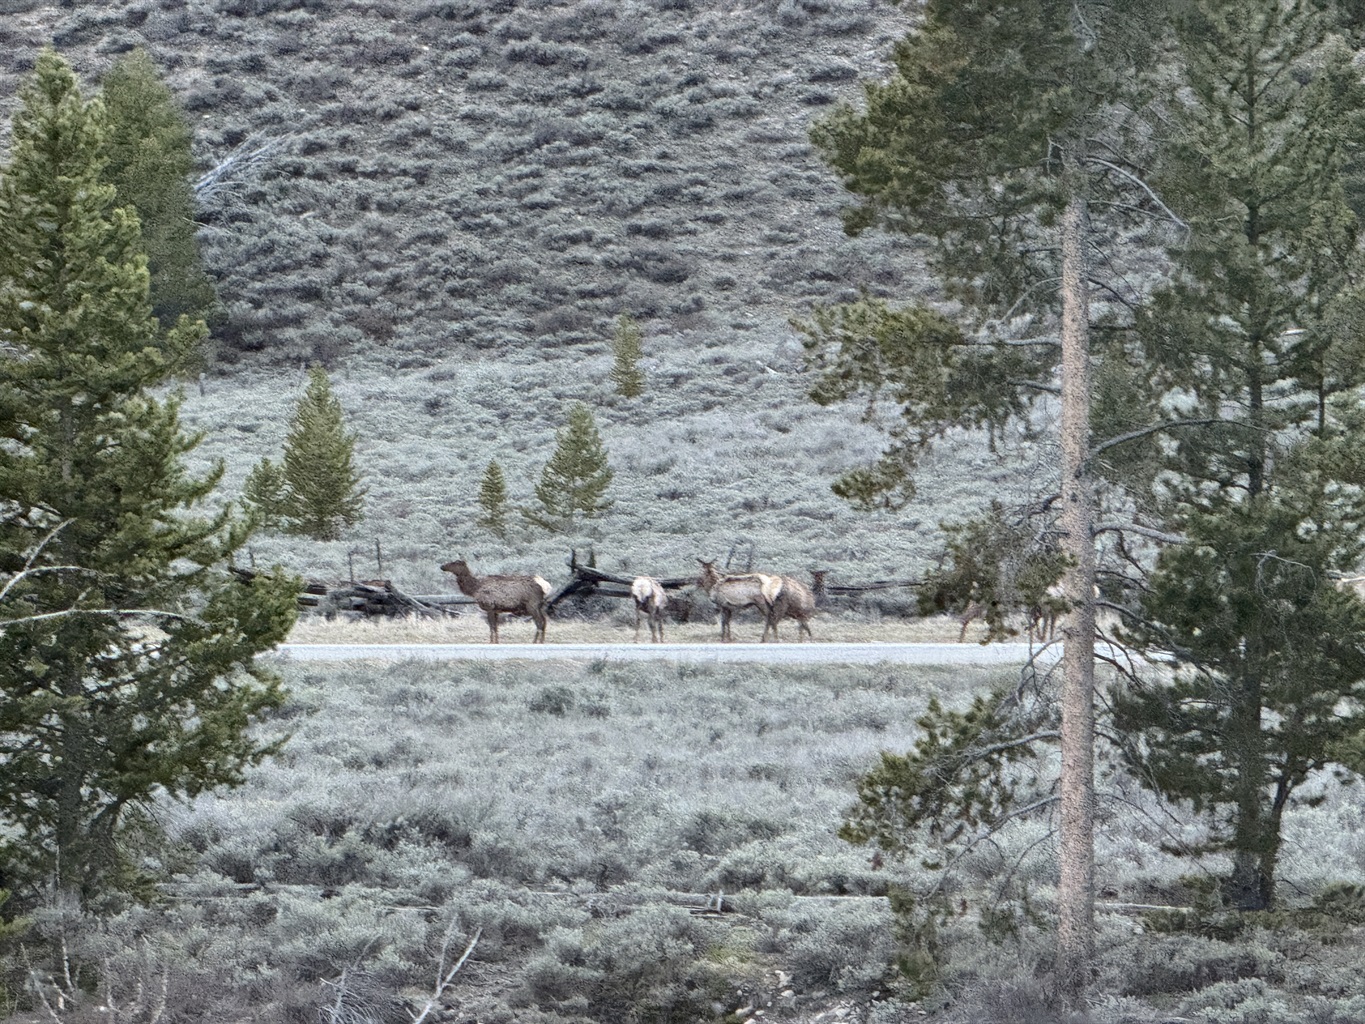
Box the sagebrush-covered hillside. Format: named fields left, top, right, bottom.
left=1, top=0, right=929, bottom=365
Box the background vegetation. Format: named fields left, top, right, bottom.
left=5, top=657, right=1365, bottom=1023
left=0, top=0, right=1043, bottom=600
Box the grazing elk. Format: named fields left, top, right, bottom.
left=763, top=575, right=816, bottom=642
left=631, top=576, right=668, bottom=643
left=440, top=559, right=549, bottom=643
left=696, top=559, right=783, bottom=642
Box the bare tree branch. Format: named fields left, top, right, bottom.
left=194, top=133, right=296, bottom=202
left=0, top=519, right=76, bottom=603
left=0, top=607, right=197, bottom=631
left=1009, top=379, right=1062, bottom=395
left=1090, top=418, right=1224, bottom=458
left=1085, top=157, right=1190, bottom=233
left=410, top=925, right=482, bottom=1024
left=1092, top=522, right=1187, bottom=545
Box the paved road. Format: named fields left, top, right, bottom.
left=274, top=642, right=1064, bottom=665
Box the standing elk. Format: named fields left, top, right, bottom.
left=440, top=558, right=549, bottom=643
left=696, top=559, right=783, bottom=642
left=631, top=576, right=668, bottom=643
left=764, top=575, right=815, bottom=642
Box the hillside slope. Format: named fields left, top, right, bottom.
left=0, top=0, right=1052, bottom=596
left=1, top=0, right=930, bottom=364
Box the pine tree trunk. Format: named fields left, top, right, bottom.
left=1226, top=648, right=1272, bottom=910
left=1056, top=190, right=1097, bottom=1008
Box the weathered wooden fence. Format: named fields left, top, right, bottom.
left=237, top=550, right=924, bottom=620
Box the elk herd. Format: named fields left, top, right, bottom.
left=439, top=557, right=817, bottom=644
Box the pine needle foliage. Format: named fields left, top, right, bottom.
left=99, top=48, right=218, bottom=338
left=1111, top=0, right=1365, bottom=912
left=840, top=679, right=1060, bottom=996
left=918, top=501, right=1067, bottom=642
left=0, top=50, right=298, bottom=907
left=530, top=402, right=614, bottom=531
left=280, top=365, right=366, bottom=542
left=242, top=456, right=288, bottom=532
left=477, top=459, right=510, bottom=539
left=610, top=312, right=645, bottom=398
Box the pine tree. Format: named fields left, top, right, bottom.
left=609, top=313, right=645, bottom=398
left=242, top=456, right=288, bottom=532
left=477, top=460, right=510, bottom=539
left=0, top=51, right=298, bottom=906
left=99, top=48, right=218, bottom=336
left=1113, top=0, right=1365, bottom=911
left=804, top=1, right=1171, bottom=1003
left=280, top=366, right=366, bottom=542
left=531, top=403, right=614, bottom=530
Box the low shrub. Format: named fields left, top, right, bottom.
left=523, top=906, right=731, bottom=1020
left=528, top=685, right=576, bottom=716
left=678, top=809, right=786, bottom=857
left=780, top=900, right=897, bottom=992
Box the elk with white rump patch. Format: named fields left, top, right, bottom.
left=631, top=576, right=668, bottom=643
left=440, top=558, right=550, bottom=643
left=696, top=558, right=783, bottom=642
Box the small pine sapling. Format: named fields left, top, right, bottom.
left=242, top=456, right=288, bottom=531
left=477, top=459, right=510, bottom=539
left=281, top=365, right=367, bottom=541
left=528, top=402, right=614, bottom=531
left=610, top=312, right=645, bottom=398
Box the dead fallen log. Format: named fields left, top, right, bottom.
left=320, top=579, right=450, bottom=618
left=547, top=552, right=700, bottom=615
left=822, top=580, right=921, bottom=594
left=231, top=568, right=454, bottom=618
left=230, top=565, right=328, bottom=596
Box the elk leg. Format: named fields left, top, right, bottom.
left=487, top=609, right=499, bottom=644
left=958, top=602, right=982, bottom=643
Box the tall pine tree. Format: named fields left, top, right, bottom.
left=1113, top=0, right=1365, bottom=911
left=0, top=51, right=297, bottom=906
left=805, top=2, right=1171, bottom=1002
left=100, top=48, right=218, bottom=336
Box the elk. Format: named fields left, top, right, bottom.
left=696, top=559, right=783, bottom=642
left=1028, top=582, right=1068, bottom=643
left=631, top=576, right=668, bottom=643
left=763, top=575, right=815, bottom=642
left=440, top=559, right=548, bottom=643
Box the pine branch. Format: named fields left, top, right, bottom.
left=1088, top=418, right=1226, bottom=459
